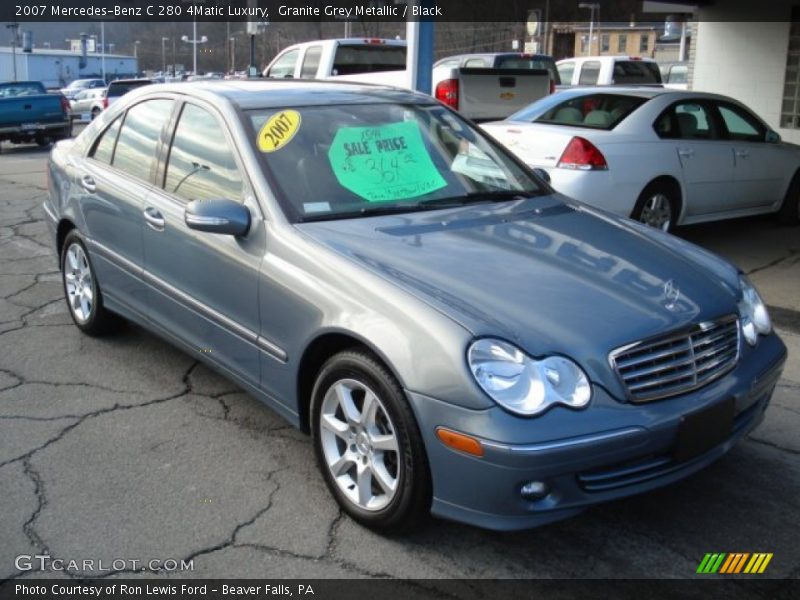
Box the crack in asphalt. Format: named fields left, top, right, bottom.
left=746, top=248, right=800, bottom=276
left=0, top=361, right=200, bottom=472
left=746, top=436, right=800, bottom=456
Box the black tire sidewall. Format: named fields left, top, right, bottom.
left=310, top=350, right=430, bottom=530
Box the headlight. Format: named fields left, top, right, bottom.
left=467, top=338, right=591, bottom=416
left=738, top=275, right=771, bottom=346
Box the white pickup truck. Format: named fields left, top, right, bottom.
left=262, top=38, right=552, bottom=122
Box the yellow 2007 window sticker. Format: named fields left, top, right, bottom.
left=257, top=110, right=302, bottom=153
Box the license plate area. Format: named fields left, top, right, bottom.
left=673, top=398, right=735, bottom=463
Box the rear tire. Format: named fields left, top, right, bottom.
left=311, top=349, right=431, bottom=531
left=632, top=182, right=679, bottom=232
left=61, top=231, right=121, bottom=336
left=778, top=173, right=800, bottom=225
left=91, top=108, right=100, bottom=120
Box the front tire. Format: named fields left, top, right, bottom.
left=311, top=349, right=431, bottom=531
left=61, top=231, right=120, bottom=336
left=632, top=183, right=678, bottom=232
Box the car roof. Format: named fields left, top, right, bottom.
left=138, top=79, right=434, bottom=110
left=558, top=87, right=742, bottom=103
left=558, top=56, right=658, bottom=64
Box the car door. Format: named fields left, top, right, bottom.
left=654, top=100, right=735, bottom=217
left=79, top=100, right=173, bottom=318
left=714, top=101, right=786, bottom=210
left=142, top=100, right=265, bottom=387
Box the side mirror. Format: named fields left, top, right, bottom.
left=532, top=167, right=551, bottom=184
left=185, top=199, right=251, bottom=237
left=765, top=129, right=781, bottom=143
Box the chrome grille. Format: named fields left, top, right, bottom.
left=610, top=316, right=740, bottom=403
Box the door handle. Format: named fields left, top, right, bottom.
left=80, top=175, right=96, bottom=193
left=678, top=148, right=695, bottom=158
left=143, top=207, right=165, bottom=231
left=735, top=149, right=750, bottom=158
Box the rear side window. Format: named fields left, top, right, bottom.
left=89, top=116, right=122, bottom=164
left=331, top=44, right=406, bottom=75
left=667, top=65, right=688, bottom=84
left=164, top=104, right=244, bottom=203
left=654, top=102, right=717, bottom=140
left=717, top=103, right=765, bottom=142
left=112, top=99, right=174, bottom=182
left=578, top=61, right=601, bottom=85
left=534, top=93, right=646, bottom=129
left=557, top=62, right=575, bottom=85
left=300, top=46, right=323, bottom=79
left=612, top=61, right=662, bottom=84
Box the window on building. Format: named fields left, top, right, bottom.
left=601, top=34, right=610, bottom=53
left=781, top=12, right=800, bottom=129
left=639, top=34, right=649, bottom=53
left=618, top=34, right=627, bottom=54
left=580, top=35, right=588, bottom=54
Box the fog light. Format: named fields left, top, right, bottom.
left=520, top=481, right=549, bottom=500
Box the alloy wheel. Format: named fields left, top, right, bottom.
left=319, top=378, right=400, bottom=511
left=64, top=243, right=94, bottom=323
left=638, top=193, right=673, bottom=231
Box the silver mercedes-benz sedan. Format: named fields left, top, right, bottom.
left=45, top=81, right=786, bottom=531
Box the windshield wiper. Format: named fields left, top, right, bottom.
left=417, top=190, right=538, bottom=208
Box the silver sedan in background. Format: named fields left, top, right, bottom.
left=482, top=88, right=800, bottom=231
left=69, top=88, right=106, bottom=122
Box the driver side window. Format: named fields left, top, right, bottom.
left=164, top=104, right=244, bottom=204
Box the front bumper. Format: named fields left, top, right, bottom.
left=408, top=333, right=787, bottom=531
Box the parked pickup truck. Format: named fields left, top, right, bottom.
left=556, top=56, right=662, bottom=88
left=263, top=39, right=553, bottom=122
left=0, top=81, right=72, bottom=148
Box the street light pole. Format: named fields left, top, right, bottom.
left=101, top=21, right=106, bottom=81
left=161, top=37, right=169, bottom=73
left=230, top=36, right=236, bottom=72
left=579, top=3, right=599, bottom=56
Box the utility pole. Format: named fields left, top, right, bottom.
left=101, top=21, right=106, bottom=81
left=6, top=23, right=19, bottom=81
left=161, top=37, right=169, bottom=73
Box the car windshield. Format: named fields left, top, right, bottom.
left=513, top=93, right=648, bottom=130
left=331, top=44, right=407, bottom=75
left=613, top=61, right=662, bottom=84
left=248, top=102, right=542, bottom=222
left=108, top=81, right=151, bottom=96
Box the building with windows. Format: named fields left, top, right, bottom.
left=0, top=47, right=138, bottom=88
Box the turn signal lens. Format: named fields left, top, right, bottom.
left=436, top=427, right=484, bottom=457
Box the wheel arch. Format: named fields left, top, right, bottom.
left=637, top=175, right=684, bottom=223
left=56, top=218, right=77, bottom=267
left=295, top=329, right=408, bottom=434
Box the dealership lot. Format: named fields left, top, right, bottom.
left=0, top=142, right=798, bottom=584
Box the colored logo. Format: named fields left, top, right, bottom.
left=696, top=553, right=773, bottom=574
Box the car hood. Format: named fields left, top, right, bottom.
left=296, top=195, right=741, bottom=394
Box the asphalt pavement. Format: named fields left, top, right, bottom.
left=0, top=137, right=798, bottom=587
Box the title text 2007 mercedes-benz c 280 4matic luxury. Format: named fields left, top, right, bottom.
left=44, top=81, right=787, bottom=531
